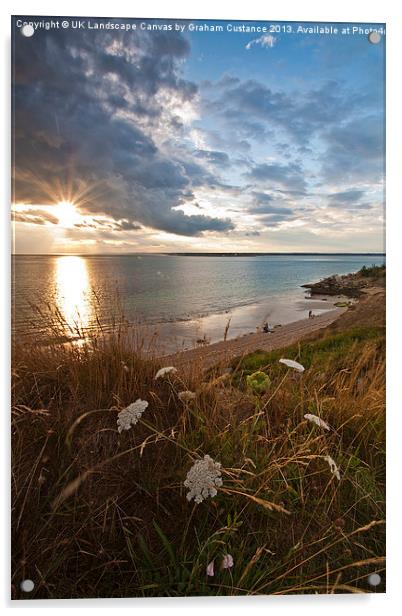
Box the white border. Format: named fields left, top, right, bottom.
left=1, top=1, right=401, bottom=614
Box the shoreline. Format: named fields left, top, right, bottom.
left=13, top=265, right=383, bottom=361
left=162, top=308, right=346, bottom=372
left=139, top=289, right=353, bottom=356
left=157, top=267, right=385, bottom=370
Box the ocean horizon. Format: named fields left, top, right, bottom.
left=12, top=253, right=385, bottom=349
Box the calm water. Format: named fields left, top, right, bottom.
left=12, top=254, right=385, bottom=343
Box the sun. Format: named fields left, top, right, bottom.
left=55, top=201, right=80, bottom=228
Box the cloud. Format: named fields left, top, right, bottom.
left=245, top=162, right=307, bottom=192
left=113, top=220, right=143, bottom=231
left=248, top=192, right=294, bottom=216
left=204, top=79, right=348, bottom=144
left=245, top=190, right=300, bottom=229
left=327, top=189, right=365, bottom=203
left=245, top=34, right=276, bottom=50
left=12, top=20, right=384, bottom=252
left=321, top=116, right=384, bottom=183
left=250, top=191, right=274, bottom=203
left=259, top=213, right=294, bottom=225
left=12, top=209, right=59, bottom=225
left=12, top=22, right=235, bottom=237
left=202, top=76, right=382, bottom=152
left=325, top=189, right=374, bottom=211
left=193, top=149, right=230, bottom=167
left=326, top=189, right=371, bottom=209
left=249, top=204, right=294, bottom=215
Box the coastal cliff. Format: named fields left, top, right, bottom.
left=302, top=264, right=385, bottom=297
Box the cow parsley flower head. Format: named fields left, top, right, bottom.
left=246, top=370, right=271, bottom=394
left=155, top=366, right=178, bottom=379
left=222, top=554, right=234, bottom=569
left=117, top=399, right=148, bottom=433
left=279, top=358, right=305, bottom=372
left=184, top=455, right=223, bottom=504
left=178, top=390, right=196, bottom=402
left=324, top=455, right=341, bottom=481
left=304, top=413, right=330, bottom=431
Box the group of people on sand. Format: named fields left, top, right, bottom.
left=263, top=310, right=315, bottom=333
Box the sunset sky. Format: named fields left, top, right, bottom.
left=12, top=18, right=385, bottom=254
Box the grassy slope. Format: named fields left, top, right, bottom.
left=11, top=297, right=385, bottom=598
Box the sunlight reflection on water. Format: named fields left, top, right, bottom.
left=55, top=256, right=92, bottom=336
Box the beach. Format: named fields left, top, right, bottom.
left=138, top=291, right=352, bottom=355
left=164, top=308, right=345, bottom=372
left=161, top=271, right=386, bottom=371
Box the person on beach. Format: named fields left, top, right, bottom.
left=308, top=310, right=313, bottom=319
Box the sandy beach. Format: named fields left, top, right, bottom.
left=163, top=307, right=346, bottom=372
left=142, top=290, right=352, bottom=356
left=160, top=275, right=385, bottom=372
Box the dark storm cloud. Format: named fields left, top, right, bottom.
left=12, top=21, right=234, bottom=237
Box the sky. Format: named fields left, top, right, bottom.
left=12, top=17, right=385, bottom=254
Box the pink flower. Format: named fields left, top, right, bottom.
left=206, top=561, right=214, bottom=576
left=222, top=554, right=234, bottom=569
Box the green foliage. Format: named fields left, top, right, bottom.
left=359, top=264, right=385, bottom=278
left=234, top=326, right=384, bottom=381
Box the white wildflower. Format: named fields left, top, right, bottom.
left=304, top=413, right=330, bottom=431
left=206, top=561, right=214, bottom=576
left=184, top=455, right=223, bottom=504
left=324, top=455, right=341, bottom=481
left=222, top=554, right=234, bottom=569
left=279, top=358, right=305, bottom=372
left=117, top=399, right=148, bottom=433
left=155, top=366, right=178, bottom=379
left=178, top=390, right=196, bottom=402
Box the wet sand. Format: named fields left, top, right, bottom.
left=162, top=307, right=346, bottom=373
left=145, top=290, right=351, bottom=356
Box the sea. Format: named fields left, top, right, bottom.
left=12, top=253, right=385, bottom=351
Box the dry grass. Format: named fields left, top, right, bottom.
left=11, top=309, right=385, bottom=598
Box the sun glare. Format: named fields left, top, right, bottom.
left=55, top=256, right=91, bottom=336
left=55, top=201, right=80, bottom=228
